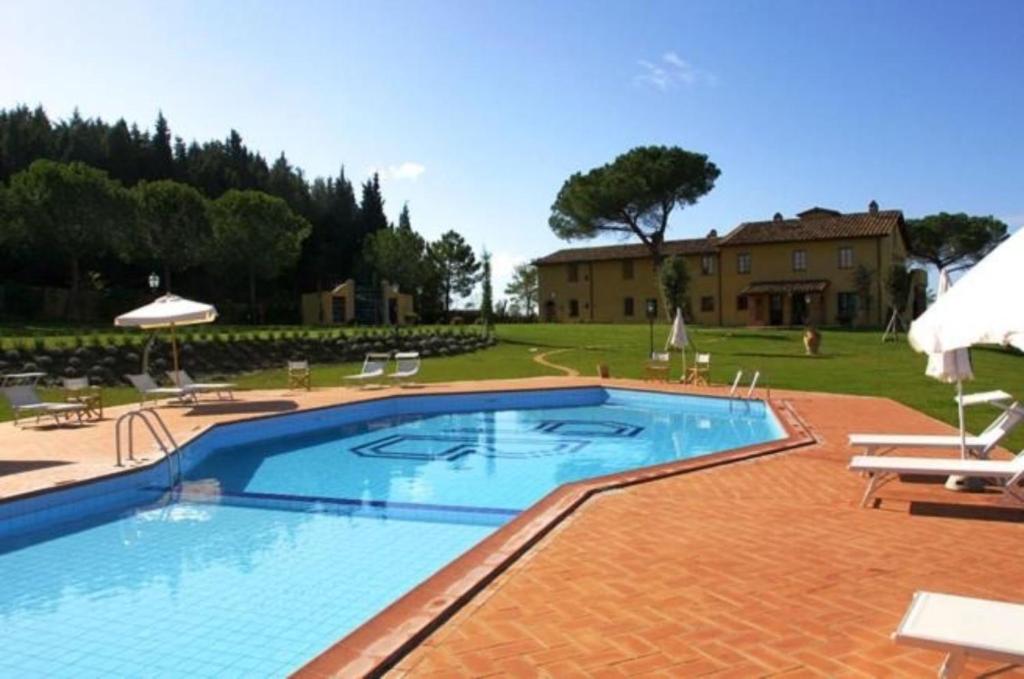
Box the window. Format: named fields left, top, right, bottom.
left=701, top=254, right=715, bottom=275
left=700, top=296, right=715, bottom=312
left=569, top=299, right=579, bottom=317
left=736, top=295, right=748, bottom=311
left=622, top=259, right=634, bottom=280
left=792, top=249, right=807, bottom=272
left=737, top=252, right=751, bottom=274
left=837, top=292, right=858, bottom=321
left=838, top=247, right=854, bottom=269
left=623, top=297, right=634, bottom=316
left=567, top=263, right=579, bottom=282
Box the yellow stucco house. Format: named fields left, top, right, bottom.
left=534, top=202, right=925, bottom=327
left=301, top=279, right=415, bottom=326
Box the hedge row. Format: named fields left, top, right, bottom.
left=0, top=329, right=496, bottom=387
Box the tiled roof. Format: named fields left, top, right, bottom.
left=721, top=209, right=905, bottom=246
left=740, top=280, right=830, bottom=295
left=532, top=237, right=716, bottom=265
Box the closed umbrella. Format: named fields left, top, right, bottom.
left=666, top=307, right=689, bottom=381
left=924, top=269, right=973, bottom=458
left=115, top=294, right=218, bottom=385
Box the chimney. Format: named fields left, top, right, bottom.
left=707, top=228, right=718, bottom=239
left=773, top=212, right=783, bottom=222
left=868, top=200, right=879, bottom=214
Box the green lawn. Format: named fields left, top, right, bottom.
left=4, top=323, right=1022, bottom=451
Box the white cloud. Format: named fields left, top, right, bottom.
left=369, top=161, right=426, bottom=181
left=634, top=51, right=716, bottom=91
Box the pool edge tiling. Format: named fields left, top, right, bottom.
left=293, top=398, right=815, bottom=679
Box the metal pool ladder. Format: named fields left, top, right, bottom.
left=115, top=408, right=183, bottom=488
left=728, top=370, right=771, bottom=410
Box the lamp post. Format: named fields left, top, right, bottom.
left=646, top=299, right=657, bottom=358
left=148, top=272, right=161, bottom=297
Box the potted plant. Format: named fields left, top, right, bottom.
left=803, top=326, right=821, bottom=356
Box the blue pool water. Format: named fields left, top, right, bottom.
left=0, top=388, right=783, bottom=677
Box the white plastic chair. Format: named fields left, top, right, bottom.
left=344, top=353, right=390, bottom=386
left=389, top=352, right=421, bottom=385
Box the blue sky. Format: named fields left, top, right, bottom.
left=2, top=0, right=1022, bottom=296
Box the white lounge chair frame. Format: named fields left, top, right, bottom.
left=167, top=370, right=235, bottom=400
left=126, top=373, right=196, bottom=407
left=389, top=352, right=421, bottom=385
left=893, top=591, right=1024, bottom=678
left=849, top=451, right=1024, bottom=507
left=344, top=353, right=390, bottom=386
left=849, top=405, right=1024, bottom=459
left=2, top=382, right=86, bottom=426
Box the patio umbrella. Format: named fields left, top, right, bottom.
left=115, top=294, right=218, bottom=386
left=923, top=269, right=973, bottom=458
left=666, top=307, right=689, bottom=381
left=909, top=228, right=1024, bottom=354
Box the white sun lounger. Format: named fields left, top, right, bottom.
left=849, top=451, right=1024, bottom=507
left=389, top=352, right=421, bottom=385
left=167, top=370, right=235, bottom=400
left=126, top=373, right=196, bottom=407
left=1, top=384, right=86, bottom=427
left=849, top=404, right=1024, bottom=459
left=893, top=591, right=1024, bottom=678
left=343, top=353, right=390, bottom=385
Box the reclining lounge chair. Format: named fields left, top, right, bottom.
left=849, top=450, right=1024, bottom=507
left=167, top=370, right=235, bottom=401
left=893, top=591, right=1024, bottom=678
left=126, top=373, right=196, bottom=407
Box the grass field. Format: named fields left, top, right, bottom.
left=4, top=323, right=1022, bottom=450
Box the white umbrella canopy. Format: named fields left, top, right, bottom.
left=924, top=270, right=974, bottom=384
left=666, top=307, right=689, bottom=381
left=909, top=228, right=1024, bottom=354
left=923, top=269, right=973, bottom=458
left=115, top=294, right=218, bottom=384
left=114, top=294, right=218, bottom=330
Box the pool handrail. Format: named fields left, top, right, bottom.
left=115, top=408, right=182, bottom=488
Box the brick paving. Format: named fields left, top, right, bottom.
left=390, top=392, right=1024, bottom=678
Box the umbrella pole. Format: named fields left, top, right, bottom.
left=957, top=379, right=966, bottom=459
left=171, top=323, right=180, bottom=387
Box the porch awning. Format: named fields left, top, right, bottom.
left=740, top=280, right=829, bottom=295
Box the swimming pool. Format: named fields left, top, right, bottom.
left=0, top=387, right=785, bottom=677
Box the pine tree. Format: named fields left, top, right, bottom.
left=359, top=173, right=388, bottom=237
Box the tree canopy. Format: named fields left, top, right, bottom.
left=362, top=209, right=432, bottom=295
left=133, top=179, right=211, bottom=290
left=658, top=256, right=691, bottom=319
left=0, top=105, right=479, bottom=323
left=429, top=230, right=480, bottom=317
left=905, top=212, right=1008, bottom=271
left=211, top=190, right=312, bottom=320
left=7, top=159, right=134, bottom=317
left=504, top=263, right=538, bottom=318
left=549, top=145, right=720, bottom=259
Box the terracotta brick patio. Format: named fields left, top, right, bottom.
left=2, top=379, right=1022, bottom=677
left=387, top=390, right=1024, bottom=678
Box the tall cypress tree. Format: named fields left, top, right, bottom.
left=359, top=173, right=388, bottom=236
